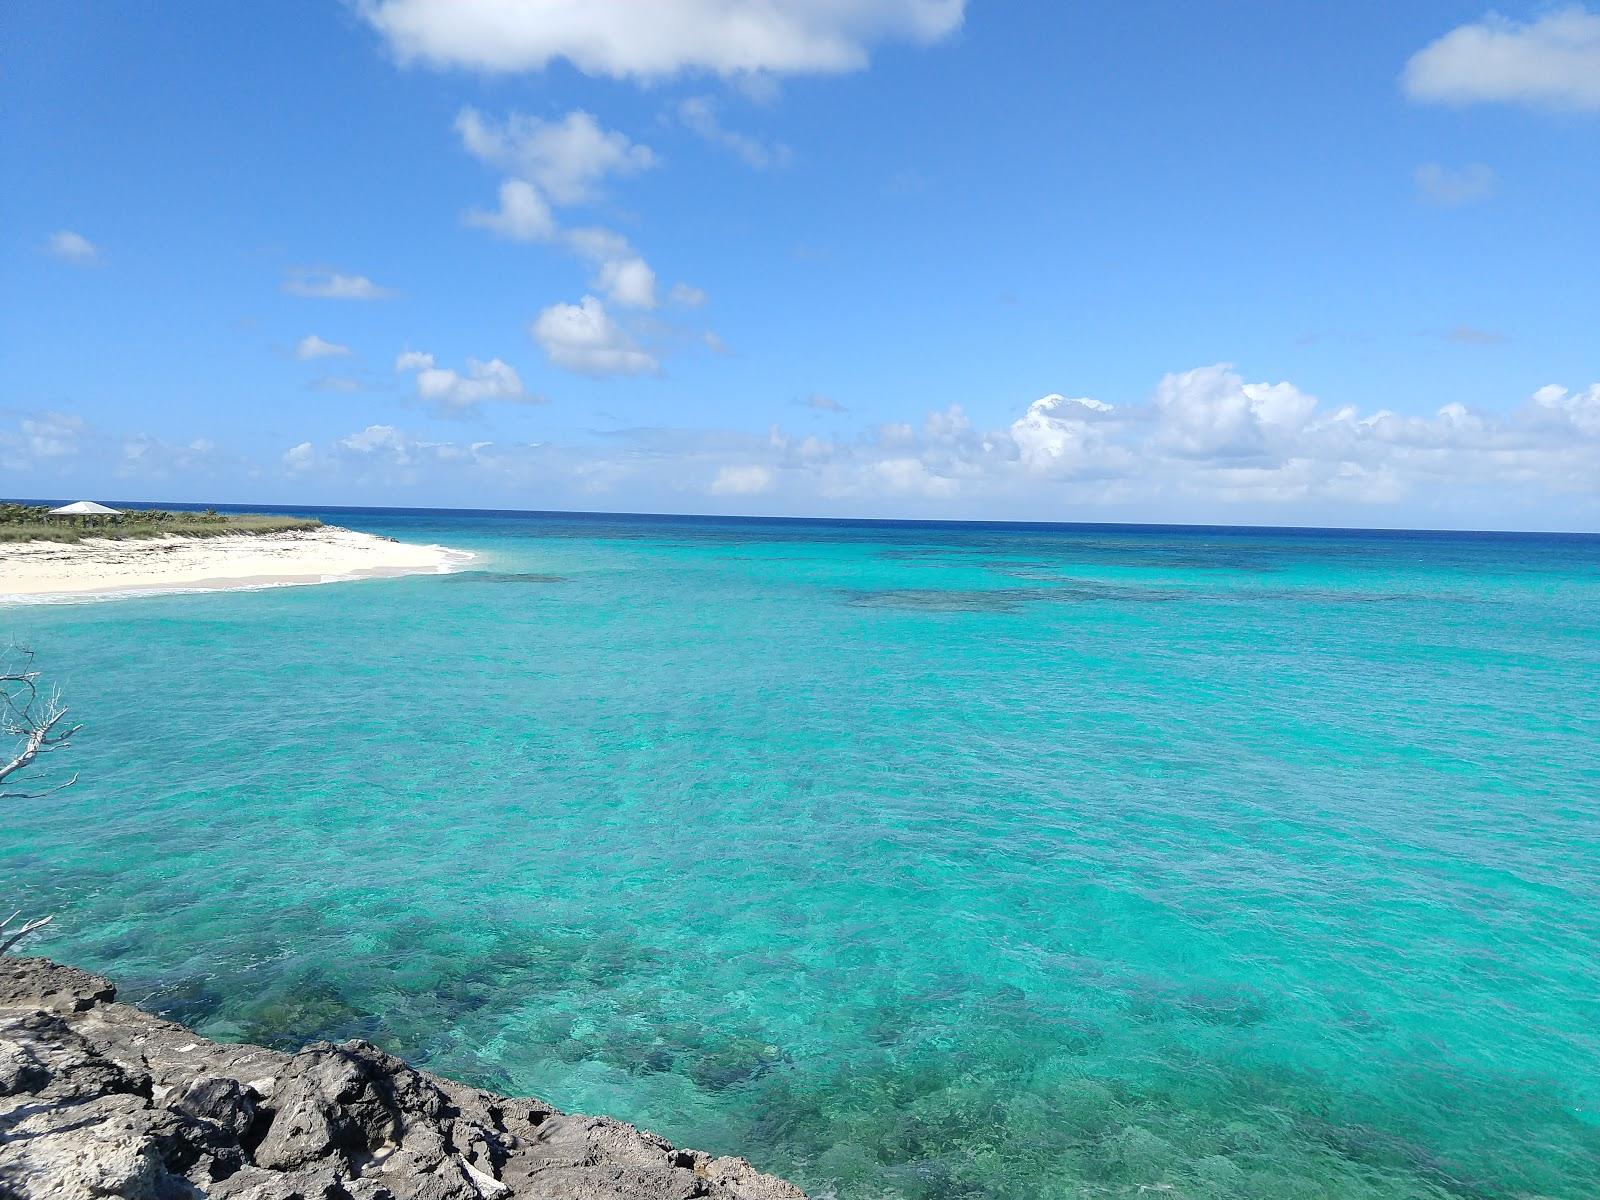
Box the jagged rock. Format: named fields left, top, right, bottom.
left=172, top=1076, right=257, bottom=1142
left=0, top=959, right=115, bottom=1014
left=0, top=957, right=806, bottom=1200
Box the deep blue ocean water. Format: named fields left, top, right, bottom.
left=5, top=508, right=1599, bottom=1199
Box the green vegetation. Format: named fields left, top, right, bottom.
left=0, top=503, right=322, bottom=544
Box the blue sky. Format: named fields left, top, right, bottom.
left=5, top=1, right=1599, bottom=528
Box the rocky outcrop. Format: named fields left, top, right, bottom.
left=0, top=957, right=806, bottom=1200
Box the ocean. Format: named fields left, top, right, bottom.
left=5, top=508, right=1599, bottom=1199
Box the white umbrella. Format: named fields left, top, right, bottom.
left=47, top=501, right=124, bottom=517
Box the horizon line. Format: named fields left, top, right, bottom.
left=6, top=496, right=1598, bottom=540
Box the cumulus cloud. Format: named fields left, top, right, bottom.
left=1404, top=7, right=1600, bottom=110
left=677, top=97, right=793, bottom=169
left=465, top=179, right=558, bottom=242
left=362, top=0, right=967, bottom=80
left=1415, top=162, right=1496, bottom=207
left=1152, top=367, right=1317, bottom=459
left=295, top=334, right=352, bottom=360
left=562, top=229, right=662, bottom=308
left=283, top=269, right=395, bottom=300
left=342, top=425, right=408, bottom=455
left=710, top=464, right=774, bottom=494
left=456, top=108, right=657, bottom=204
left=752, top=367, right=1600, bottom=510
left=669, top=282, right=708, bottom=307
left=592, top=256, right=658, bottom=309
left=530, top=295, right=658, bottom=376
left=395, top=350, right=540, bottom=414
left=454, top=110, right=666, bottom=311
left=283, top=441, right=315, bottom=470
left=270, top=367, right=1600, bottom=523
left=1009, top=394, right=1118, bottom=472
left=1528, top=383, right=1600, bottom=435
left=45, top=230, right=99, bottom=266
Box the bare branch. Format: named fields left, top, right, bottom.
left=0, top=771, right=80, bottom=801
left=1, top=643, right=81, bottom=796
left=0, top=913, right=54, bottom=955
left=2, top=643, right=82, bottom=952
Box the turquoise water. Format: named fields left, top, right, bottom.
left=5, top=511, right=1600, bottom=1199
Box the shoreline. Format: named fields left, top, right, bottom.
left=0, top=526, right=473, bottom=603
left=0, top=955, right=805, bottom=1198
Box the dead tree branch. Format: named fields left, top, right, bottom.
left=2, top=644, right=81, bottom=953
left=1, top=644, right=81, bottom=799
left=0, top=910, right=53, bottom=955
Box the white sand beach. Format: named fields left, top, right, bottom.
left=0, top=527, right=472, bottom=601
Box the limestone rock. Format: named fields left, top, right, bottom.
left=0, top=956, right=807, bottom=1200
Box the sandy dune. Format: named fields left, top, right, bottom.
left=0, top=526, right=472, bottom=601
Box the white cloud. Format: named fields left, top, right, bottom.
left=45, top=230, right=99, bottom=266
left=283, top=269, right=395, bottom=300
left=533, top=227, right=662, bottom=310
left=761, top=367, right=1600, bottom=511
left=453, top=112, right=667, bottom=314
left=115, top=434, right=225, bottom=480
left=1404, top=7, right=1600, bottom=110
left=530, top=295, right=658, bottom=376
left=465, top=179, right=558, bottom=242
left=1529, top=382, right=1600, bottom=435
left=709, top=464, right=774, bottom=494
left=1415, top=162, right=1496, bottom=207
left=363, top=0, right=967, bottom=80
left=326, top=424, right=502, bottom=475
left=669, top=282, right=708, bottom=307
left=456, top=108, right=656, bottom=205
left=339, top=424, right=427, bottom=463
left=395, top=350, right=539, bottom=413
left=562, top=226, right=632, bottom=263
left=283, top=441, right=315, bottom=470
left=677, top=96, right=793, bottom=169
left=871, top=455, right=960, bottom=497
left=275, top=367, right=1600, bottom=523
left=19, top=413, right=86, bottom=458
left=295, top=334, right=352, bottom=360
left=1010, top=393, right=1117, bottom=472
left=593, top=256, right=657, bottom=309
left=1150, top=366, right=1317, bottom=460
left=804, top=394, right=846, bottom=412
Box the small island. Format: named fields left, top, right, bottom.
left=1, top=503, right=470, bottom=600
